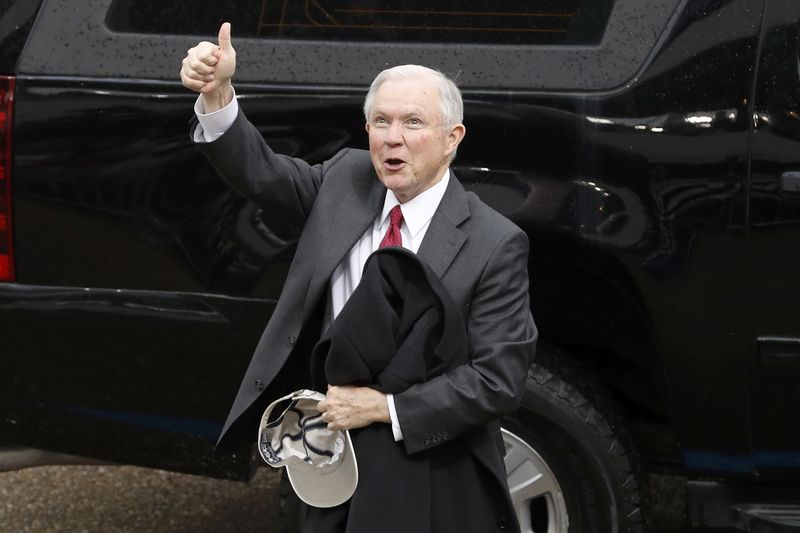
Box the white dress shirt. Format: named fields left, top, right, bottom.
left=194, top=93, right=450, bottom=441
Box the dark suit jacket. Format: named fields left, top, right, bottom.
left=197, top=108, right=537, bottom=523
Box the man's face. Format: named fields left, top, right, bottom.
left=366, top=76, right=465, bottom=203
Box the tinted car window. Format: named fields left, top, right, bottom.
left=106, top=0, right=614, bottom=45
left=23, top=0, right=681, bottom=90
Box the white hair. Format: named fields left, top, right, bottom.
left=363, top=65, right=464, bottom=129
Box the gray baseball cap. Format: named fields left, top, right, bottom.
left=258, top=389, right=358, bottom=508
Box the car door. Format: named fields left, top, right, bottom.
left=747, top=0, right=800, bottom=478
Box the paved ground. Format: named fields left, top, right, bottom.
left=0, top=465, right=685, bottom=532
left=0, top=465, right=282, bottom=533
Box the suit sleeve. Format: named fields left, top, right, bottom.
left=195, top=108, right=349, bottom=240
left=393, top=229, right=538, bottom=454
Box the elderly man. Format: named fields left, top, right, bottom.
left=181, top=22, right=536, bottom=533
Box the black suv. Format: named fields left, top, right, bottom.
left=2, top=1, right=800, bottom=531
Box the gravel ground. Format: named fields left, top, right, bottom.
left=0, top=465, right=282, bottom=533
left=0, top=465, right=686, bottom=532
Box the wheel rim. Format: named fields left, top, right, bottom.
left=502, top=428, right=569, bottom=533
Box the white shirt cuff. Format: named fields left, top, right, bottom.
left=387, top=394, right=404, bottom=441
left=192, top=88, right=239, bottom=143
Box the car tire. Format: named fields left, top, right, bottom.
left=503, top=347, right=645, bottom=532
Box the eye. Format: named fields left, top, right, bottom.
left=406, top=118, right=423, bottom=127
left=373, top=116, right=388, bottom=126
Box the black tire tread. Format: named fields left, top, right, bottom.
left=528, top=347, right=646, bottom=532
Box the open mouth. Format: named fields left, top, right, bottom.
left=384, top=158, right=406, bottom=170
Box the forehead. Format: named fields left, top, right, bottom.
left=371, top=76, right=441, bottom=117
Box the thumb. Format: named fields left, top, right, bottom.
left=218, top=22, right=232, bottom=51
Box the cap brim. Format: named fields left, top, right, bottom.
left=286, top=430, right=358, bottom=508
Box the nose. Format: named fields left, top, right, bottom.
left=384, top=121, right=404, bottom=145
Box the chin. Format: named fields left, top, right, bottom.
left=379, top=174, right=412, bottom=190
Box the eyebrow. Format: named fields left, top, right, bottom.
left=371, top=108, right=425, bottom=120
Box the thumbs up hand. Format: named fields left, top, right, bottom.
left=181, top=22, right=236, bottom=110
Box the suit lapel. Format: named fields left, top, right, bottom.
left=417, top=175, right=470, bottom=278
left=303, top=177, right=386, bottom=317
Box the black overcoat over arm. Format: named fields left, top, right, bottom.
left=311, top=247, right=519, bottom=533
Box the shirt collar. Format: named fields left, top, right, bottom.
left=380, top=170, right=450, bottom=238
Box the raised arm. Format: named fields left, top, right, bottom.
left=180, top=22, right=329, bottom=239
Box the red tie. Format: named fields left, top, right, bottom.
left=379, top=205, right=404, bottom=248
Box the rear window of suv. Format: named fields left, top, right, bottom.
left=21, top=0, right=681, bottom=90
left=106, top=0, right=614, bottom=45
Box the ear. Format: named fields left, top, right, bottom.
left=445, top=123, right=466, bottom=155
left=365, top=122, right=370, bottom=134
